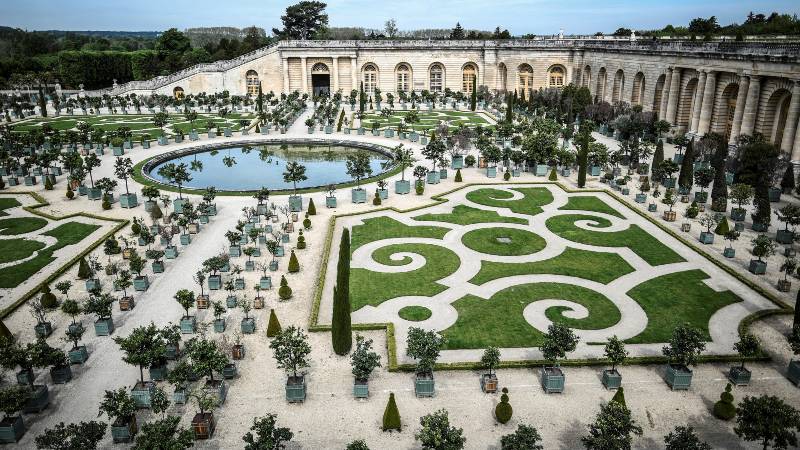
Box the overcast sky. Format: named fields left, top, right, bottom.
left=3, top=0, right=799, bottom=35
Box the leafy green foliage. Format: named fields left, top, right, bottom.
left=266, top=309, right=282, bottom=337
left=382, top=392, right=401, bottom=432
left=713, top=383, right=736, bottom=420
left=664, top=425, right=712, bottom=450
left=495, top=388, right=513, bottom=424
left=350, top=335, right=381, bottom=381
left=662, top=323, right=706, bottom=367
left=242, top=413, right=294, bottom=450
left=332, top=228, right=352, bottom=355
left=406, top=327, right=445, bottom=374
left=581, top=401, right=642, bottom=450
left=269, top=326, right=311, bottom=378
left=541, top=323, right=579, bottom=364
left=34, top=420, right=107, bottom=450
left=133, top=416, right=193, bottom=450
left=415, top=409, right=465, bottom=450
left=501, top=424, right=543, bottom=450
left=734, top=395, right=800, bottom=450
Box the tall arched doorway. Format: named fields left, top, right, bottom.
left=761, top=88, right=792, bottom=148
left=653, top=74, right=666, bottom=117
left=245, top=70, right=259, bottom=96
left=518, top=64, right=533, bottom=99
left=612, top=69, right=625, bottom=103
left=596, top=68, right=607, bottom=102
left=311, top=63, right=330, bottom=96
left=497, top=63, right=507, bottom=92
left=173, top=86, right=184, bottom=99
left=631, top=72, right=645, bottom=106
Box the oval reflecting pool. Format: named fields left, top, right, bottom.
left=148, top=142, right=392, bottom=191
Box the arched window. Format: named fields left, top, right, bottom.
left=362, top=63, right=378, bottom=95
left=245, top=70, right=259, bottom=96
left=462, top=63, right=477, bottom=93
left=396, top=64, right=411, bottom=93
left=311, top=63, right=329, bottom=73
left=497, top=63, right=507, bottom=91
left=518, top=64, right=533, bottom=99
left=429, top=63, right=444, bottom=93
left=548, top=66, right=565, bottom=88
left=173, top=86, right=184, bottom=99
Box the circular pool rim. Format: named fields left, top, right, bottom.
left=139, top=138, right=398, bottom=194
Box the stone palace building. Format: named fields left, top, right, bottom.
left=106, top=39, right=800, bottom=158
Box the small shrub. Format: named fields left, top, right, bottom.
left=278, top=275, right=292, bottom=300
left=303, top=213, right=311, bottom=230
left=77, top=257, right=91, bottom=279
left=415, top=184, right=424, bottom=195
left=102, top=197, right=111, bottom=210
left=495, top=387, right=513, bottom=424
left=548, top=168, right=557, bottom=181
left=39, top=283, right=58, bottom=309
left=44, top=177, right=53, bottom=190
left=465, top=155, right=476, bottom=167
left=382, top=392, right=402, bottom=431
left=503, top=170, right=511, bottom=181
left=0, top=320, right=11, bottom=341
left=66, top=186, right=74, bottom=199
left=712, top=383, right=736, bottom=420
left=610, top=386, right=626, bottom=407
left=296, top=230, right=306, bottom=249
left=715, top=217, right=730, bottom=235
left=454, top=169, right=462, bottom=182
left=266, top=309, right=282, bottom=337
left=685, top=201, right=699, bottom=218
left=288, top=250, right=300, bottom=273
left=308, top=198, right=317, bottom=215
left=373, top=191, right=382, bottom=206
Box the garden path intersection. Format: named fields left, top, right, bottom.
left=322, top=183, right=779, bottom=364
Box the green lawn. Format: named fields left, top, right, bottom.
left=358, top=109, right=492, bottom=132
left=350, top=243, right=460, bottom=310
left=350, top=216, right=449, bottom=251
left=0, top=238, right=46, bottom=264
left=0, top=221, right=100, bottom=288
left=413, top=205, right=528, bottom=226
left=0, top=217, right=48, bottom=235
left=461, top=227, right=546, bottom=256
left=626, top=270, right=742, bottom=343
left=442, top=283, right=621, bottom=349
left=546, top=214, right=684, bottom=266
left=470, top=247, right=635, bottom=285
left=465, top=188, right=553, bottom=216
left=0, top=198, right=21, bottom=216
left=398, top=306, right=433, bottom=321
left=560, top=196, right=624, bottom=219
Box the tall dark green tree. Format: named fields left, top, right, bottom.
left=709, top=133, right=729, bottom=211
left=450, top=23, right=465, bottom=39
left=272, top=1, right=329, bottom=40
left=470, top=82, right=477, bottom=111
left=505, top=93, right=514, bottom=124
left=677, top=138, right=695, bottom=190
left=651, top=139, right=664, bottom=183
left=332, top=228, right=352, bottom=355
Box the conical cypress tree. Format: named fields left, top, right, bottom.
left=454, top=169, right=462, bottom=182
left=332, top=228, right=352, bottom=355
left=678, top=138, right=695, bottom=190
left=308, top=198, right=317, bottom=215
left=610, top=386, right=626, bottom=407
left=781, top=164, right=796, bottom=194
left=470, top=82, right=477, bottom=111
left=288, top=250, right=300, bottom=273
left=714, top=217, right=730, bottom=235
left=382, top=392, right=401, bottom=432
left=266, top=309, right=282, bottom=337
left=577, top=134, right=588, bottom=188
left=505, top=94, right=514, bottom=124
left=548, top=168, right=558, bottom=181
left=794, top=290, right=800, bottom=330
left=651, top=140, right=664, bottom=182
left=0, top=320, right=12, bottom=342
left=710, top=136, right=729, bottom=211
left=77, top=257, right=91, bottom=279
left=40, top=283, right=58, bottom=309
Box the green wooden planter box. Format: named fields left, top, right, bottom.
left=165, top=343, right=180, bottom=360
left=414, top=373, right=435, bottom=398
left=395, top=180, right=410, bottom=194
left=152, top=261, right=165, bottom=273
left=787, top=360, right=800, bottom=386
left=286, top=376, right=306, bottom=403
left=426, top=171, right=440, bottom=184
left=214, top=319, right=226, bottom=333
left=486, top=167, right=497, bottom=178
left=23, top=385, right=49, bottom=413
left=223, top=363, right=237, bottom=379
left=353, top=380, right=369, bottom=398
left=173, top=198, right=187, bottom=214
left=289, top=195, right=303, bottom=212
left=699, top=232, right=715, bottom=244
left=173, top=388, right=188, bottom=404
left=723, top=247, right=736, bottom=258
left=208, top=275, right=222, bottom=290
left=120, top=193, right=138, bottom=208
left=165, top=246, right=179, bottom=259
left=235, top=278, right=245, bottom=290
left=50, top=365, right=73, bottom=384
left=260, top=277, right=272, bottom=289
left=602, top=369, right=622, bottom=389
left=226, top=296, right=238, bottom=308
left=0, top=416, right=25, bottom=444
left=133, top=276, right=150, bottom=291
left=180, top=234, right=192, bottom=245
left=149, top=363, right=168, bottom=382
left=749, top=260, right=767, bottom=275
left=132, top=382, right=155, bottom=408
left=728, top=366, right=751, bottom=386
left=68, top=345, right=89, bottom=364
left=180, top=316, right=196, bottom=333
left=541, top=367, right=565, bottom=393
left=229, top=245, right=241, bottom=257
left=241, top=318, right=256, bottom=334
left=731, top=208, right=746, bottom=222
left=34, top=321, right=52, bottom=338
left=110, top=417, right=137, bottom=443
left=94, top=318, right=114, bottom=336
left=451, top=155, right=464, bottom=169
left=776, top=229, right=794, bottom=244
left=351, top=188, right=367, bottom=203
left=665, top=364, right=693, bottom=390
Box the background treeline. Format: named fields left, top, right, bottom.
left=617, top=12, right=800, bottom=38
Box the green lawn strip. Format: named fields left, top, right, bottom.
left=0, top=222, right=100, bottom=288
left=546, top=214, right=684, bottom=266
left=412, top=205, right=527, bottom=226
left=560, top=196, right=624, bottom=219
left=441, top=282, right=621, bottom=349
left=625, top=269, right=742, bottom=344
left=0, top=217, right=48, bottom=235
left=0, top=239, right=46, bottom=264
left=461, top=227, right=546, bottom=256
left=350, top=216, right=449, bottom=251
left=470, top=247, right=635, bottom=285
left=0, top=198, right=21, bottom=216
left=350, top=243, right=460, bottom=310
left=398, top=306, right=433, bottom=321
left=465, top=187, right=553, bottom=216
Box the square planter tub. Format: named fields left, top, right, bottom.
left=541, top=367, right=565, bottom=393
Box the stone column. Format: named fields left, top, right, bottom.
left=566, top=65, right=573, bottom=86
left=658, top=70, right=672, bottom=120
left=331, top=56, right=339, bottom=93
left=689, top=70, right=707, bottom=134
left=351, top=58, right=357, bottom=91
left=739, top=75, right=761, bottom=137
left=300, top=57, right=308, bottom=94
left=779, top=80, right=800, bottom=152
left=282, top=58, right=290, bottom=93
left=792, top=114, right=800, bottom=163
left=665, top=67, right=682, bottom=125
left=697, top=70, right=717, bottom=135
left=728, top=75, right=750, bottom=145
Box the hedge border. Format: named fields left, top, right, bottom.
left=309, top=181, right=793, bottom=372
left=0, top=192, right=128, bottom=319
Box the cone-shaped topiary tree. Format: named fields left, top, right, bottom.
left=44, top=177, right=53, bottom=190
left=651, top=140, right=664, bottom=182
left=548, top=168, right=557, bottom=181
left=373, top=191, right=382, bottom=206
left=495, top=387, right=513, bottom=424
left=713, top=383, right=736, bottom=420
left=714, top=217, right=731, bottom=235
left=0, top=320, right=12, bottom=341
left=39, top=283, right=58, bottom=309
left=266, top=309, right=282, bottom=337
left=610, top=386, right=626, bottom=407
left=308, top=198, right=317, bottom=215
left=288, top=250, right=300, bottom=273
left=278, top=276, right=292, bottom=300
left=332, top=228, right=353, bottom=355
left=77, top=257, right=91, bottom=279
left=382, top=392, right=401, bottom=432
left=678, top=138, right=695, bottom=191
left=454, top=168, right=462, bottom=182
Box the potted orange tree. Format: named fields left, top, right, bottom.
left=601, top=335, right=627, bottom=389
left=113, top=323, right=166, bottom=408
left=662, top=323, right=706, bottom=390
left=351, top=335, right=381, bottom=398
left=99, top=388, right=137, bottom=443
left=270, top=326, right=311, bottom=403
left=407, top=327, right=445, bottom=398
left=175, top=289, right=197, bottom=334
left=480, top=346, right=500, bottom=393
left=540, top=323, right=578, bottom=394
